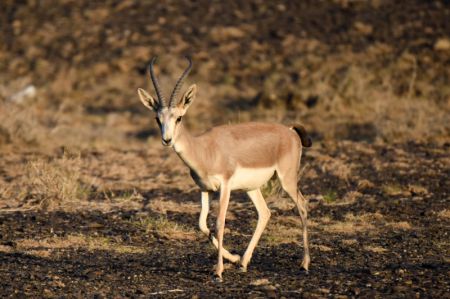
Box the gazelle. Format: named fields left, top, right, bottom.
left=137, top=57, right=312, bottom=281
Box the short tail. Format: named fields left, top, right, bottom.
left=292, top=125, right=312, bottom=147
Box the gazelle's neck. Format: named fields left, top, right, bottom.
left=173, top=123, right=193, bottom=153
left=173, top=123, right=201, bottom=170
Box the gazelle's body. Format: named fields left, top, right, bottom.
left=175, top=122, right=303, bottom=192
left=137, top=57, right=311, bottom=281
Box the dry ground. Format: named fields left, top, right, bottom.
left=0, top=141, right=449, bottom=297
left=0, top=0, right=449, bottom=297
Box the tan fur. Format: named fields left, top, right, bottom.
left=174, top=122, right=302, bottom=189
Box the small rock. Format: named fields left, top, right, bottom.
left=9, top=84, right=37, bottom=104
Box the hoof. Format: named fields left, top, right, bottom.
left=213, top=274, right=223, bottom=283
left=301, top=262, right=310, bottom=272
left=301, top=256, right=310, bottom=272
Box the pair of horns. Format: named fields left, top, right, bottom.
left=149, top=56, right=192, bottom=108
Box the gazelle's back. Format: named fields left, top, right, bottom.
left=200, top=122, right=301, bottom=168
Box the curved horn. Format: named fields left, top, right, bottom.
left=149, top=57, right=166, bottom=107
left=169, top=56, right=193, bottom=107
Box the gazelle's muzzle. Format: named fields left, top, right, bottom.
left=161, top=124, right=175, bottom=146
left=161, top=138, right=173, bottom=146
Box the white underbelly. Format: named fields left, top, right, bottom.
left=230, top=166, right=276, bottom=191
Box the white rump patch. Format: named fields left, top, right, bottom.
left=230, top=166, right=275, bottom=191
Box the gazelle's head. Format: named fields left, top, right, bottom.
left=137, top=57, right=196, bottom=147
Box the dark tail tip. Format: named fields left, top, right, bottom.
left=293, top=125, right=312, bottom=147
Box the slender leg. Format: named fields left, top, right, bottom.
left=296, top=190, right=310, bottom=270
left=199, top=192, right=240, bottom=263
left=282, top=181, right=310, bottom=270
left=199, top=192, right=210, bottom=234
left=278, top=159, right=310, bottom=271
left=240, top=188, right=271, bottom=272
left=215, top=182, right=231, bottom=281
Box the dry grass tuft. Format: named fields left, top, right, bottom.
left=357, top=179, right=375, bottom=191
left=147, top=199, right=199, bottom=215
left=320, top=212, right=385, bottom=234
left=0, top=102, right=47, bottom=147
left=138, top=215, right=197, bottom=240
left=261, top=175, right=282, bottom=199
left=250, top=278, right=271, bottom=286
left=316, top=155, right=352, bottom=182
left=267, top=196, right=295, bottom=211
left=341, top=239, right=358, bottom=246
left=311, top=244, right=333, bottom=252
left=103, top=189, right=144, bottom=202
left=437, top=209, right=450, bottom=219
left=408, top=184, right=429, bottom=196
left=346, top=212, right=384, bottom=222
left=263, top=223, right=301, bottom=245
left=387, top=221, right=412, bottom=230
left=0, top=245, right=14, bottom=253
left=26, top=153, right=91, bottom=209
left=15, top=234, right=147, bottom=257
left=296, top=57, right=450, bottom=143
left=321, top=190, right=362, bottom=206
left=327, top=221, right=375, bottom=234
left=337, top=191, right=362, bottom=205
left=339, top=212, right=412, bottom=233
left=382, top=184, right=428, bottom=198
left=382, top=184, right=407, bottom=196
left=364, top=245, right=388, bottom=253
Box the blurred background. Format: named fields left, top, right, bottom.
left=1, top=0, right=449, bottom=152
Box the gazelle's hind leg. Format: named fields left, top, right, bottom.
left=240, top=189, right=271, bottom=272
left=199, top=192, right=240, bottom=263
left=277, top=159, right=310, bottom=270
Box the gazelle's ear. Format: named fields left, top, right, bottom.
left=137, top=88, right=158, bottom=111
left=178, top=84, right=197, bottom=111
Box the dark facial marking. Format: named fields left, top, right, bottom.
left=155, top=117, right=162, bottom=128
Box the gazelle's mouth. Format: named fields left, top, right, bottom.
left=161, top=139, right=173, bottom=147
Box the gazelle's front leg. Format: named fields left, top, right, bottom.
left=215, top=182, right=231, bottom=281
left=199, top=192, right=240, bottom=263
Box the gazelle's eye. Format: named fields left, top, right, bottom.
left=176, top=116, right=182, bottom=123
left=155, top=117, right=161, bottom=127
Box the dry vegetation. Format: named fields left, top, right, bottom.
left=136, top=214, right=198, bottom=241
left=0, top=0, right=449, bottom=297
left=26, top=153, right=91, bottom=209
left=13, top=234, right=147, bottom=258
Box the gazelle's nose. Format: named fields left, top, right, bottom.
left=162, top=138, right=172, bottom=146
